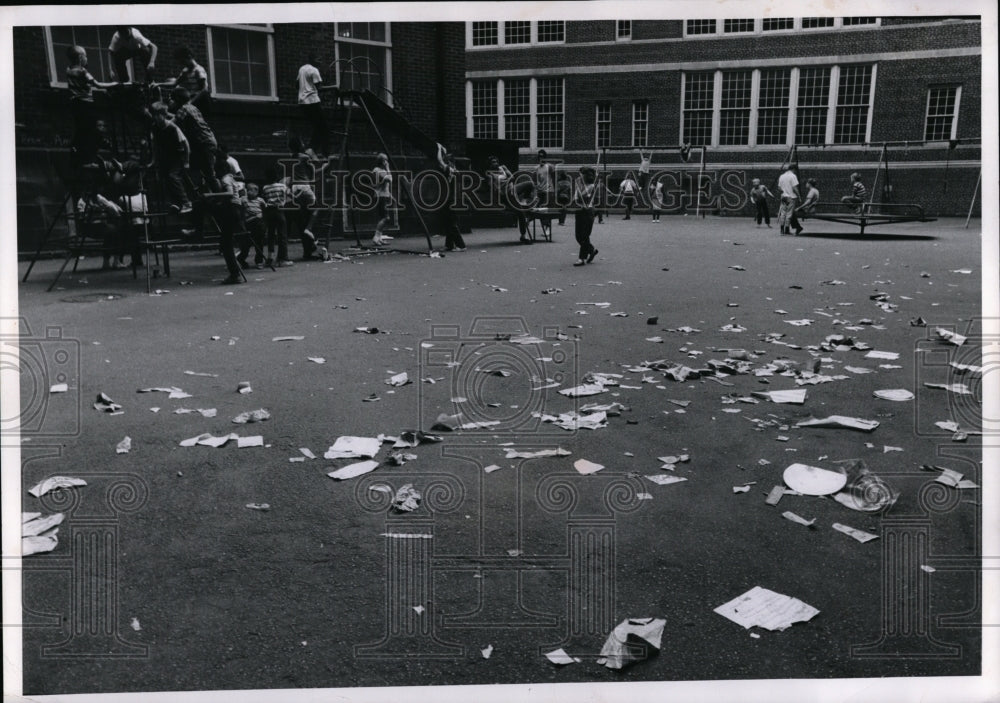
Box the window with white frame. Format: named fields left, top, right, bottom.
left=537, top=78, right=564, bottom=148
left=723, top=19, right=755, bottom=34
left=537, top=21, right=565, bottom=43
left=761, top=18, right=795, bottom=31
left=682, top=72, right=715, bottom=146
left=834, top=65, right=873, bottom=144
left=472, top=81, right=498, bottom=139
left=504, top=79, right=531, bottom=145
left=842, top=17, right=878, bottom=25
left=596, top=103, right=611, bottom=148
left=335, top=23, right=391, bottom=102
left=795, top=67, right=831, bottom=144
left=802, top=17, right=835, bottom=29
left=46, top=25, right=120, bottom=85
left=632, top=101, right=648, bottom=147
left=616, top=21, right=632, bottom=40
left=471, top=22, right=499, bottom=46
left=720, top=71, right=752, bottom=145
left=756, top=69, right=791, bottom=145
left=925, top=85, right=961, bottom=141
left=685, top=19, right=717, bottom=35
left=505, top=21, right=531, bottom=45
left=207, top=25, right=276, bottom=100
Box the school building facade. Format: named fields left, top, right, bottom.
left=463, top=16, right=983, bottom=216
left=13, top=21, right=466, bottom=250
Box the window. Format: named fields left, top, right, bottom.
left=46, top=26, right=118, bottom=84
left=596, top=103, right=611, bottom=149
left=537, top=78, right=564, bottom=148
left=504, top=79, right=531, bottom=145
left=537, top=21, right=565, bottom=43
left=472, top=22, right=499, bottom=46
left=762, top=18, right=795, bottom=31
left=724, top=19, right=755, bottom=33
left=843, top=17, right=878, bottom=25
left=682, top=72, right=715, bottom=146
left=802, top=17, right=835, bottom=29
left=685, top=19, right=717, bottom=35
left=335, top=23, right=391, bottom=102
left=632, top=102, right=648, bottom=147
left=796, top=67, right=831, bottom=144
left=834, top=65, right=873, bottom=143
left=472, top=81, right=498, bottom=139
left=505, top=21, right=531, bottom=45
left=757, top=69, right=791, bottom=145
left=207, top=25, right=276, bottom=100
left=720, top=71, right=752, bottom=145
left=616, top=21, right=632, bottom=40
left=925, top=86, right=961, bottom=141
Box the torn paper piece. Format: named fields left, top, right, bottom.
left=380, top=533, right=433, bottom=539
left=93, top=393, right=123, bottom=413
left=28, top=476, right=87, bottom=498
left=50, top=383, right=68, bottom=393
left=950, top=362, right=983, bottom=375
left=385, top=372, right=411, bottom=387
left=883, top=446, right=904, bottom=453
left=237, top=382, right=253, bottom=394
left=831, top=459, right=899, bottom=512
left=137, top=387, right=192, bottom=399
left=368, top=484, right=392, bottom=495
left=558, top=383, right=607, bottom=397
left=733, top=485, right=751, bottom=494
left=865, top=350, right=899, bottom=360
left=873, top=389, right=915, bottom=402
left=921, top=565, right=936, bottom=573
left=765, top=486, right=785, bottom=506
left=184, top=370, right=218, bottom=377
left=645, top=475, right=688, bottom=486
left=245, top=503, right=270, bottom=511
left=130, top=617, right=142, bottom=631
left=272, top=336, right=305, bottom=342
left=752, top=389, right=807, bottom=405
left=795, top=416, right=879, bottom=432
left=832, top=523, right=879, bottom=543
left=504, top=448, right=571, bottom=459
left=22, top=512, right=64, bottom=537
left=307, top=357, right=326, bottom=364
left=393, top=430, right=442, bottom=448
left=392, top=484, right=422, bottom=512
left=844, top=366, right=875, bottom=375
left=481, top=644, right=494, bottom=659
left=936, top=328, right=967, bottom=346
left=574, top=459, right=605, bottom=475
left=236, top=435, right=264, bottom=448
left=325, top=436, right=381, bottom=460
left=923, top=382, right=973, bottom=395
left=714, top=587, right=819, bottom=631
left=232, top=409, right=271, bottom=424
left=327, top=460, right=380, bottom=480
left=116, top=436, right=132, bottom=454
left=783, top=463, right=847, bottom=496
left=174, top=408, right=217, bottom=418
left=935, top=421, right=960, bottom=433
left=785, top=319, right=814, bottom=326
left=388, top=452, right=418, bottom=466
left=637, top=493, right=653, bottom=500
left=483, top=464, right=502, bottom=474
left=597, top=617, right=666, bottom=670
left=23, top=533, right=59, bottom=556
left=782, top=511, right=816, bottom=527
left=545, top=648, right=581, bottom=666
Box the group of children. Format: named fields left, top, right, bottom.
left=750, top=170, right=866, bottom=234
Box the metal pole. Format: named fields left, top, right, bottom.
left=964, top=170, right=981, bottom=229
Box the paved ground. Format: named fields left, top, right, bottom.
left=15, top=214, right=985, bottom=694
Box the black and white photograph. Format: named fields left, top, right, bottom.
left=2, top=2, right=997, bottom=702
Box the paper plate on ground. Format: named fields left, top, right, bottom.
left=783, top=463, right=847, bottom=496
left=873, top=388, right=915, bottom=402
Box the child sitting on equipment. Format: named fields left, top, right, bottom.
left=841, top=172, right=867, bottom=213
left=149, top=101, right=191, bottom=214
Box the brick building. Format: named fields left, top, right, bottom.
left=463, top=16, right=982, bottom=216
left=13, top=21, right=466, bottom=250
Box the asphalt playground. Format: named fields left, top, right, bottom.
left=14, top=212, right=986, bottom=694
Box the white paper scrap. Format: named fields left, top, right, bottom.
left=782, top=511, right=816, bottom=527
left=573, top=459, right=605, bottom=475
left=795, top=416, right=879, bottom=432
left=597, top=617, right=666, bottom=670
left=50, top=383, right=68, bottom=393
left=23, top=533, right=59, bottom=556
left=237, top=435, right=264, bottom=448
left=327, top=460, right=380, bottom=480
left=832, top=523, right=878, bottom=543
left=28, top=476, right=87, bottom=498
left=545, top=648, right=581, bottom=665
left=22, top=512, right=65, bottom=537
left=714, top=586, right=819, bottom=631
left=646, top=474, right=688, bottom=486
left=782, top=463, right=847, bottom=496
left=504, top=448, right=571, bottom=459
left=873, top=389, right=915, bottom=402
left=325, top=436, right=381, bottom=459
left=865, top=350, right=900, bottom=360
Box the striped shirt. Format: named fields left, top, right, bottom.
left=262, top=182, right=288, bottom=208
left=852, top=180, right=867, bottom=200
left=243, top=196, right=264, bottom=222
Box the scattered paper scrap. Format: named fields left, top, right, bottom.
left=130, top=617, right=142, bottom=631
left=832, top=523, right=878, bottom=543
left=272, top=336, right=305, bottom=342
left=935, top=328, right=967, bottom=346
left=765, top=486, right=785, bottom=506
left=184, top=370, right=218, bottom=377
left=94, top=392, right=123, bottom=413
left=50, top=383, right=68, bottom=393
left=545, top=648, right=581, bottom=666
left=325, top=436, right=381, bottom=460
left=385, top=372, right=411, bottom=387
left=232, top=409, right=271, bottom=424
left=874, top=389, right=914, bottom=402
left=831, top=459, right=898, bottom=512
left=116, top=436, right=132, bottom=454
left=714, top=586, right=819, bottom=631
left=28, top=476, right=87, bottom=498
left=573, top=459, right=605, bottom=475
left=783, top=463, right=847, bottom=495
left=483, top=464, right=502, bottom=474
left=23, top=532, right=59, bottom=556
left=923, top=382, right=973, bottom=395
left=865, top=350, right=899, bottom=360
left=327, top=460, right=380, bottom=480
left=22, top=512, right=64, bottom=537
left=392, top=484, right=422, bottom=512
left=174, top=408, right=217, bottom=418
left=481, top=644, right=494, bottom=659
left=921, top=565, right=936, bottom=573
left=733, top=485, right=751, bottom=494
left=307, top=357, right=326, bottom=364
left=795, top=416, right=879, bottom=432
left=645, top=475, right=688, bottom=486
left=782, top=511, right=816, bottom=527
left=137, top=387, right=192, bottom=399
left=237, top=382, right=253, bottom=394
left=597, top=617, right=666, bottom=670
left=236, top=435, right=264, bottom=448
left=752, top=389, right=807, bottom=405
left=245, top=503, right=270, bottom=511
left=504, top=448, right=571, bottom=459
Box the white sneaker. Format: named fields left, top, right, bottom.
left=371, top=236, right=384, bottom=247
left=380, top=234, right=394, bottom=241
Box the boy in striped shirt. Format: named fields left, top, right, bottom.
left=262, top=166, right=293, bottom=267
left=841, top=172, right=868, bottom=213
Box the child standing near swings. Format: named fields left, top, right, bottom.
left=748, top=178, right=774, bottom=228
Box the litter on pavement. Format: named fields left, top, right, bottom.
left=22, top=512, right=64, bottom=537
left=237, top=382, right=253, bottom=394
left=138, top=387, right=192, bottom=399
left=923, top=382, right=973, bottom=395
left=94, top=392, right=123, bottom=413
left=232, top=409, right=271, bottom=424
left=873, top=389, right=915, bottom=401
left=752, top=389, right=808, bottom=404
left=545, top=648, right=581, bottom=666
left=327, top=461, right=380, bottom=480
left=783, top=463, right=847, bottom=496
left=596, top=617, right=666, bottom=670
left=832, top=523, right=879, bottom=543
left=795, top=416, right=879, bottom=432
left=782, top=511, right=816, bottom=527
left=325, top=436, right=381, bottom=459
left=573, top=459, right=605, bottom=475
left=645, top=475, right=687, bottom=486
left=385, top=372, right=411, bottom=387
left=714, top=586, right=819, bottom=631
left=175, top=408, right=217, bottom=417
left=116, top=436, right=131, bottom=454
left=28, top=476, right=87, bottom=498
left=272, top=336, right=305, bottom=342
left=504, top=448, right=571, bottom=459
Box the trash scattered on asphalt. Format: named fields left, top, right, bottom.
left=752, top=389, right=807, bottom=404
left=935, top=328, right=967, bottom=346
left=923, top=382, right=973, bottom=395
left=325, top=436, right=381, bottom=459
left=832, top=523, right=878, bottom=543
left=94, top=392, right=123, bottom=413
left=237, top=382, right=253, bottom=394
left=175, top=408, right=217, bottom=418
left=783, top=463, right=847, bottom=495
left=50, top=383, right=68, bottom=393
left=28, top=476, right=87, bottom=498
left=921, top=565, right=937, bottom=573
left=765, top=486, right=785, bottom=506
left=733, top=485, right=751, bottom=493
left=785, top=319, right=814, bottom=326
left=245, top=503, right=270, bottom=511
left=873, top=389, right=914, bottom=402
left=380, top=532, right=433, bottom=539
left=831, top=459, right=898, bottom=512
left=658, top=455, right=690, bottom=467
left=392, top=484, right=422, bottom=512
left=388, top=452, right=418, bottom=466
left=795, top=415, right=879, bottom=432
left=237, top=436, right=264, bottom=448
left=116, top=436, right=131, bottom=454
left=483, top=464, right=502, bottom=473
left=558, top=382, right=607, bottom=397
left=645, top=475, right=687, bottom=486
left=130, top=617, right=142, bottom=631
left=22, top=512, right=64, bottom=537
left=327, top=460, right=380, bottom=480
left=23, top=532, right=60, bottom=556
left=184, top=370, right=218, bottom=377
left=232, top=409, right=271, bottom=424
left=949, top=361, right=982, bottom=374
left=272, top=336, right=305, bottom=342
left=354, top=327, right=382, bottom=334
left=782, top=511, right=816, bottom=527
left=714, top=586, right=819, bottom=631
left=545, top=648, right=581, bottom=666
left=923, top=464, right=979, bottom=489
left=541, top=288, right=562, bottom=295
left=307, top=357, right=326, bottom=364
left=596, top=617, right=666, bottom=670
left=574, top=459, right=605, bottom=475
left=865, top=350, right=899, bottom=360
left=503, top=448, right=571, bottom=461
left=385, top=372, right=411, bottom=387
left=481, top=644, right=494, bottom=659
left=138, top=387, right=192, bottom=399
